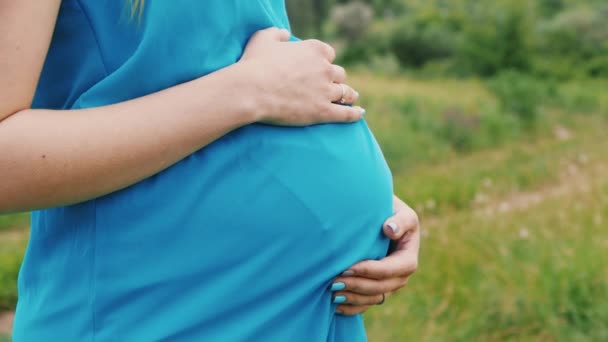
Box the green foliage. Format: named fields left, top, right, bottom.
left=487, top=70, right=545, bottom=125
left=458, top=1, right=533, bottom=76
left=537, top=0, right=565, bottom=17
left=330, top=1, right=374, bottom=42
left=534, top=5, right=608, bottom=79
left=306, top=0, right=608, bottom=80
left=0, top=214, right=28, bottom=233
left=389, top=18, right=455, bottom=68
left=0, top=254, right=20, bottom=311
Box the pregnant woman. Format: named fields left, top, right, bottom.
left=1, top=1, right=420, bottom=341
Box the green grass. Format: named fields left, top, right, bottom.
left=0, top=230, right=27, bottom=312
left=0, top=74, right=606, bottom=340
left=366, top=169, right=608, bottom=341
left=0, top=214, right=28, bottom=233
left=354, top=74, right=608, bottom=341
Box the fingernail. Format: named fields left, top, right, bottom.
left=341, top=270, right=355, bottom=276
left=355, top=91, right=360, bottom=99
left=336, top=310, right=345, bottom=315
left=330, top=282, right=346, bottom=291
left=361, top=108, right=366, bottom=116
left=333, top=295, right=346, bottom=304
left=387, top=221, right=399, bottom=235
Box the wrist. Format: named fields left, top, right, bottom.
left=231, top=60, right=270, bottom=123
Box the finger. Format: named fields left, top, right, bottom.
left=254, top=27, right=291, bottom=43
left=333, top=291, right=384, bottom=306
left=304, top=39, right=336, bottom=62
left=331, top=64, right=347, bottom=84
left=346, top=250, right=418, bottom=280
left=331, top=83, right=359, bottom=105
left=321, top=104, right=365, bottom=123
left=383, top=201, right=420, bottom=240
left=336, top=304, right=370, bottom=316
left=330, top=276, right=409, bottom=296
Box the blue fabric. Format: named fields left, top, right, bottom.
left=14, top=1, right=393, bottom=341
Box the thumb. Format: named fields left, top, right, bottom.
left=256, top=27, right=291, bottom=43
left=382, top=217, right=404, bottom=240
left=382, top=205, right=419, bottom=241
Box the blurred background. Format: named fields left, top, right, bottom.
left=1, top=0, right=607, bottom=340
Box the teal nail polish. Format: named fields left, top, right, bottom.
left=333, top=295, right=346, bottom=304
left=330, top=282, right=346, bottom=291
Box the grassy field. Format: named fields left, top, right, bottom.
left=0, top=74, right=606, bottom=340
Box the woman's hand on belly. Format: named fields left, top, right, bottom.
left=239, top=27, right=365, bottom=126
left=329, top=195, right=421, bottom=316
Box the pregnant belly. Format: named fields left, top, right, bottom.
left=95, top=120, right=393, bottom=339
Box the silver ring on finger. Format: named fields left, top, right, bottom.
left=338, top=83, right=347, bottom=104
left=377, top=293, right=386, bottom=305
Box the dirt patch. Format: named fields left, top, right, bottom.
left=476, top=158, right=606, bottom=217
left=0, top=312, right=14, bottom=334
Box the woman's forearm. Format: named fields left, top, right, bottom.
left=0, top=27, right=366, bottom=214
left=0, top=63, right=256, bottom=214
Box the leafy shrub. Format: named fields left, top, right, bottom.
left=458, top=2, right=532, bottom=77
left=388, top=16, right=456, bottom=68
left=330, top=1, right=374, bottom=42
left=438, top=107, right=479, bottom=152
left=534, top=5, right=608, bottom=78
left=537, top=0, right=565, bottom=18
left=488, top=70, right=545, bottom=125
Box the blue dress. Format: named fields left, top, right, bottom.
left=13, top=1, right=393, bottom=341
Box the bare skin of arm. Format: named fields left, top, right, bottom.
left=0, top=1, right=363, bottom=214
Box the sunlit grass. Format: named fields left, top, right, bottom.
left=366, top=165, right=608, bottom=341
left=0, top=229, right=27, bottom=312
left=0, top=214, right=28, bottom=233
left=355, top=74, right=608, bottom=341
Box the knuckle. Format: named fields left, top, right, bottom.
left=345, top=109, right=358, bottom=122
left=308, top=39, right=335, bottom=60
left=317, top=102, right=331, bottom=117
left=323, top=63, right=335, bottom=79
left=326, top=44, right=336, bottom=61
left=397, top=276, right=409, bottom=287
left=403, top=211, right=420, bottom=231
left=407, top=260, right=419, bottom=275
left=347, top=87, right=357, bottom=102
left=345, top=280, right=360, bottom=292
left=386, top=269, right=399, bottom=278
left=357, top=264, right=370, bottom=276
left=307, top=39, right=324, bottom=52
left=409, top=209, right=421, bottom=227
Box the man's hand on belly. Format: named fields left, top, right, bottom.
left=328, top=195, right=421, bottom=315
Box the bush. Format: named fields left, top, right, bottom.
left=534, top=5, right=608, bottom=78
left=330, top=1, right=374, bottom=42
left=488, top=70, right=545, bottom=125
left=458, top=2, right=532, bottom=77
left=387, top=7, right=457, bottom=69
left=439, top=107, right=480, bottom=152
